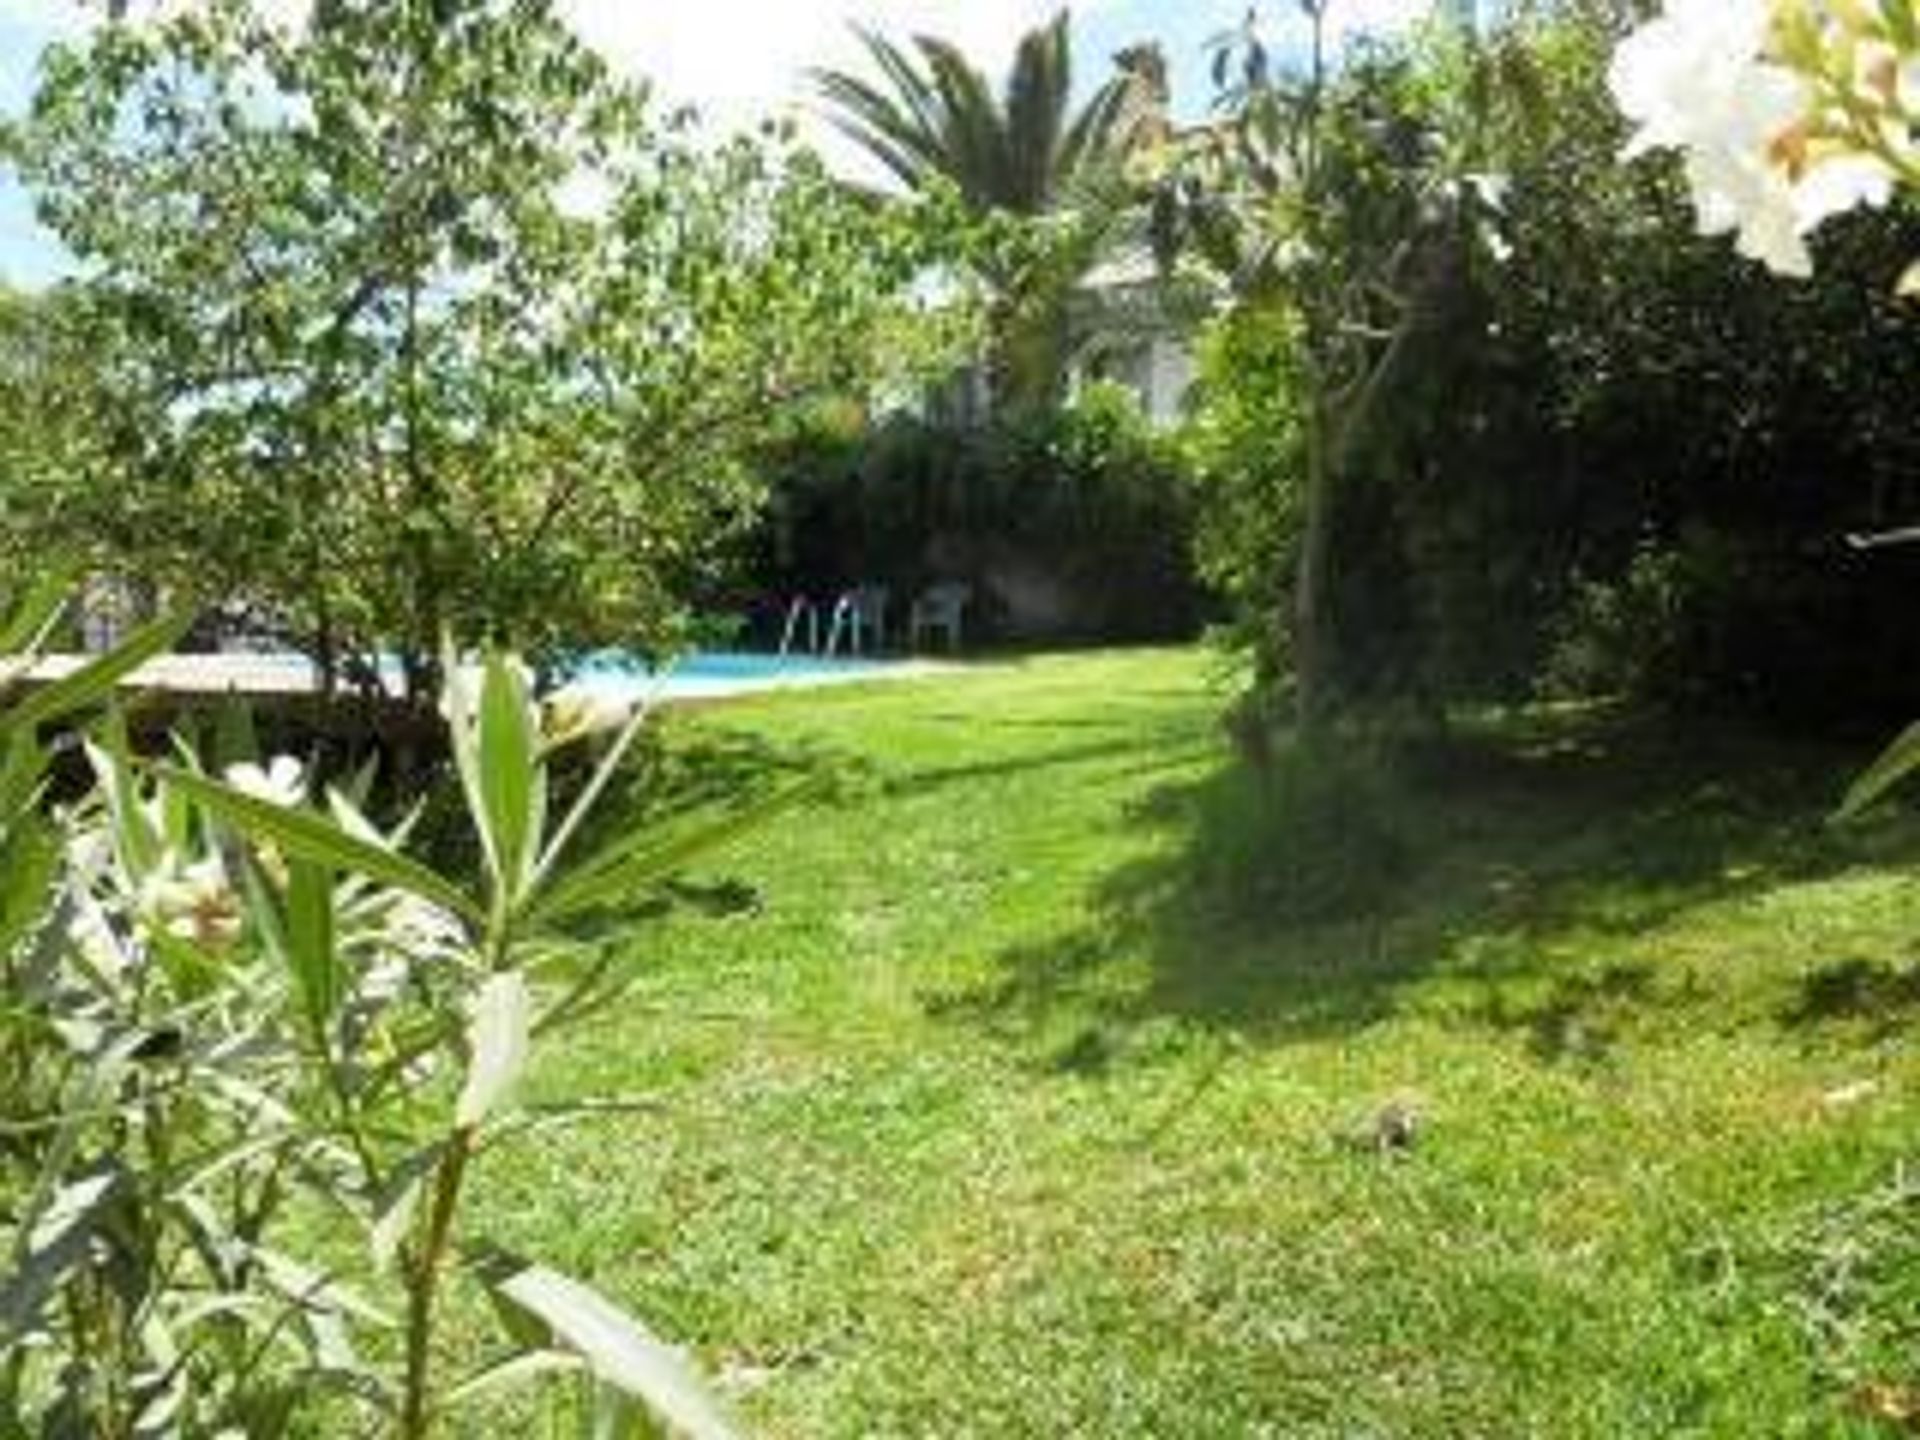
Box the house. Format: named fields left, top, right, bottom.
left=1064, top=246, right=1212, bottom=428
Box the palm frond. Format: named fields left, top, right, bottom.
left=812, top=6, right=1147, bottom=222
left=916, top=34, right=1013, bottom=210
left=1003, top=11, right=1071, bottom=210
left=810, top=69, right=941, bottom=190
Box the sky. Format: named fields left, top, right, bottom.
left=0, top=0, right=1438, bottom=288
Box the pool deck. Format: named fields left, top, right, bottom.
left=6, top=652, right=951, bottom=708
left=13, top=653, right=327, bottom=700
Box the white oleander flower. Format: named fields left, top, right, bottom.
left=1610, top=0, right=1831, bottom=276
left=1609, top=0, right=1779, bottom=162
left=1792, top=152, right=1898, bottom=231
left=138, top=854, right=242, bottom=950
left=224, top=755, right=306, bottom=808
left=542, top=683, right=638, bottom=746
left=1612, top=0, right=1916, bottom=278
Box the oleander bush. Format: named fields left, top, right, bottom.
left=0, top=596, right=789, bottom=1436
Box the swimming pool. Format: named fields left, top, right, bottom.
left=566, top=649, right=914, bottom=703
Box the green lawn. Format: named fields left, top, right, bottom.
left=475, top=648, right=1920, bottom=1436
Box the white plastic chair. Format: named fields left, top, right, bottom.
left=908, top=582, right=971, bottom=653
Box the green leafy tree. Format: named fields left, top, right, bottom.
left=8, top=0, right=951, bottom=698
left=1157, top=6, right=1491, bottom=734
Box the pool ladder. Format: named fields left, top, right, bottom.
left=778, top=597, right=820, bottom=658
left=822, top=594, right=859, bottom=660
left=781, top=593, right=875, bottom=659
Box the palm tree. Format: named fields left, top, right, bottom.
left=814, top=10, right=1147, bottom=214
left=813, top=11, right=1163, bottom=412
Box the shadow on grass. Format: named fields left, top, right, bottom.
left=889, top=725, right=1217, bottom=798
left=550, top=723, right=866, bottom=934
left=932, top=708, right=1920, bottom=1058
left=1781, top=957, right=1920, bottom=1039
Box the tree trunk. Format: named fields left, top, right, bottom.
left=1292, top=381, right=1336, bottom=739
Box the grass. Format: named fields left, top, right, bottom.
left=469, top=648, right=1920, bottom=1436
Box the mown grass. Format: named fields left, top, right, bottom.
left=469, top=648, right=1920, bottom=1436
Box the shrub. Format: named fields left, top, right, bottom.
left=0, top=614, right=769, bottom=1435
left=756, top=385, right=1206, bottom=644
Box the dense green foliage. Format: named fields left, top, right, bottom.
left=0, top=616, right=770, bottom=1435
left=1182, top=2, right=1920, bottom=730
left=3, top=0, right=952, bottom=695
left=757, top=383, right=1203, bottom=644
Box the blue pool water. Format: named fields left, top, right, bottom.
left=573, top=650, right=892, bottom=682
left=185, top=648, right=914, bottom=704
left=567, top=649, right=906, bottom=701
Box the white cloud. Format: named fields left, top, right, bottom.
left=563, top=1, right=1094, bottom=128
left=1327, top=0, right=1445, bottom=38
left=4, top=0, right=1110, bottom=175
left=1, top=0, right=1106, bottom=118
left=4, top=0, right=1439, bottom=168
left=561, top=0, right=1119, bottom=183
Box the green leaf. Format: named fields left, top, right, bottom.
left=584, top=1384, right=653, bottom=1440
left=528, top=695, right=654, bottom=903
left=368, top=1141, right=445, bottom=1272
left=152, top=764, right=483, bottom=926
left=534, top=782, right=816, bottom=926
left=285, top=860, right=340, bottom=1038
left=483, top=1261, right=737, bottom=1440
left=85, top=717, right=162, bottom=879
left=0, top=729, right=50, bottom=830
left=0, top=570, right=77, bottom=657
left=1836, top=719, right=1920, bottom=821
left=445, top=1349, right=586, bottom=1408
left=478, top=652, right=543, bottom=903
left=1898, top=259, right=1920, bottom=301
left=253, top=1246, right=397, bottom=1329
left=212, top=695, right=260, bottom=772
left=0, top=610, right=195, bottom=738
left=0, top=814, right=59, bottom=969
left=444, top=640, right=496, bottom=880
left=457, top=970, right=530, bottom=1129
left=1, top=1162, right=127, bottom=1340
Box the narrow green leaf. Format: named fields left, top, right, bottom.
left=528, top=695, right=654, bottom=902
left=152, top=764, right=483, bottom=926
left=478, top=652, right=543, bottom=902
left=445, top=1349, right=586, bottom=1408
left=85, top=718, right=162, bottom=879
left=0, top=729, right=49, bottom=829
left=212, top=695, right=260, bottom=772
left=1, top=610, right=195, bottom=738
left=0, top=570, right=77, bottom=658
left=1837, top=719, right=1920, bottom=821
left=0, top=815, right=59, bottom=972
left=253, top=1245, right=397, bottom=1329
left=457, top=971, right=530, bottom=1129
left=484, top=1261, right=737, bottom=1440
left=444, top=640, right=498, bottom=882
left=585, top=1384, right=651, bottom=1440
left=534, top=782, right=816, bottom=926
left=0, top=1162, right=127, bottom=1340
left=369, top=1142, right=445, bottom=1272
left=286, top=860, right=340, bottom=1037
